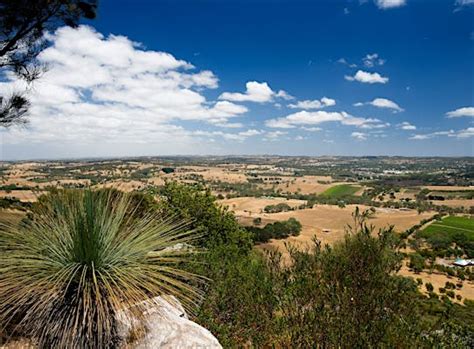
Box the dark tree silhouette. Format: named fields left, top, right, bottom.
left=0, top=0, right=98, bottom=126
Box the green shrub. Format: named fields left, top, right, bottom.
left=266, top=217, right=421, bottom=347
left=409, top=253, right=425, bottom=273
left=264, top=202, right=292, bottom=213
left=247, top=217, right=302, bottom=243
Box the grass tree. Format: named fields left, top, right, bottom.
left=0, top=189, right=204, bottom=348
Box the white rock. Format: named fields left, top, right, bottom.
left=117, top=296, right=222, bottom=349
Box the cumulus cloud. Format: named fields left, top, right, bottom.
left=0, top=26, right=252, bottom=149
left=355, top=98, right=403, bottom=112
left=288, top=97, right=336, bottom=110
left=351, top=132, right=368, bottom=140
left=363, top=53, right=385, bottom=68
left=398, top=122, right=416, bottom=130
left=218, top=81, right=292, bottom=103
left=345, top=70, right=389, bottom=84
left=263, top=130, right=287, bottom=141
left=410, top=128, right=474, bottom=140
left=375, top=0, right=406, bottom=9
left=192, top=129, right=262, bottom=142
left=265, top=110, right=386, bottom=129
left=446, top=107, right=474, bottom=118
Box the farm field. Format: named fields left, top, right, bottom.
left=399, top=263, right=474, bottom=303
left=226, top=204, right=436, bottom=252
left=218, top=197, right=306, bottom=216
left=319, top=184, right=361, bottom=198
left=431, top=199, right=474, bottom=208
left=0, top=190, right=41, bottom=202
left=419, top=216, right=474, bottom=241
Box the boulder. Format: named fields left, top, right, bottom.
left=117, top=296, right=222, bottom=349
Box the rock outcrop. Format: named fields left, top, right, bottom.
left=117, top=296, right=222, bottom=349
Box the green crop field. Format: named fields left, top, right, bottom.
left=418, top=216, right=474, bottom=242
left=320, top=184, right=360, bottom=198
left=417, top=216, right=474, bottom=257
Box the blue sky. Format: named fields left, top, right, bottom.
left=1, top=0, right=473, bottom=159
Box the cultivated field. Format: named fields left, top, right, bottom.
left=220, top=202, right=436, bottom=250
left=419, top=216, right=474, bottom=241
left=219, top=197, right=306, bottom=216
left=319, top=184, right=361, bottom=198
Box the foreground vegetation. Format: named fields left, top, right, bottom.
left=0, top=190, right=203, bottom=347
left=155, top=183, right=474, bottom=347
left=1, top=183, right=473, bottom=347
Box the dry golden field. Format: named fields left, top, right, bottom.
left=399, top=263, right=474, bottom=303
left=219, top=200, right=436, bottom=250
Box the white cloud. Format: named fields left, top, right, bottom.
left=212, top=122, right=244, bottom=128
left=337, top=58, right=357, bottom=68
left=410, top=128, right=474, bottom=140
left=446, top=107, right=474, bottom=118
left=0, top=26, right=252, bottom=149
left=265, top=110, right=386, bottom=130
left=192, top=129, right=262, bottom=142
left=363, top=53, right=385, bottom=67
left=358, top=122, right=390, bottom=129
left=456, top=0, right=474, bottom=6
left=355, top=98, right=403, bottom=112
left=288, top=97, right=336, bottom=110
left=275, top=90, right=294, bottom=100
left=456, top=127, right=474, bottom=138
left=398, top=122, right=416, bottom=130
left=263, top=130, right=287, bottom=141
left=301, top=127, right=322, bottom=132
left=218, top=81, right=292, bottom=103
left=375, top=0, right=406, bottom=9
left=351, top=132, right=368, bottom=140
left=239, top=129, right=262, bottom=137
left=345, top=70, right=389, bottom=84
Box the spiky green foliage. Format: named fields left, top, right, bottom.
left=0, top=189, right=203, bottom=348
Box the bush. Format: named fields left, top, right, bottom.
left=409, top=253, right=426, bottom=273
left=247, top=217, right=302, bottom=243
left=445, top=281, right=456, bottom=290
left=157, top=182, right=252, bottom=249
left=266, top=217, right=421, bottom=347
left=264, top=202, right=292, bottom=213
left=426, top=282, right=434, bottom=292
left=0, top=189, right=202, bottom=348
